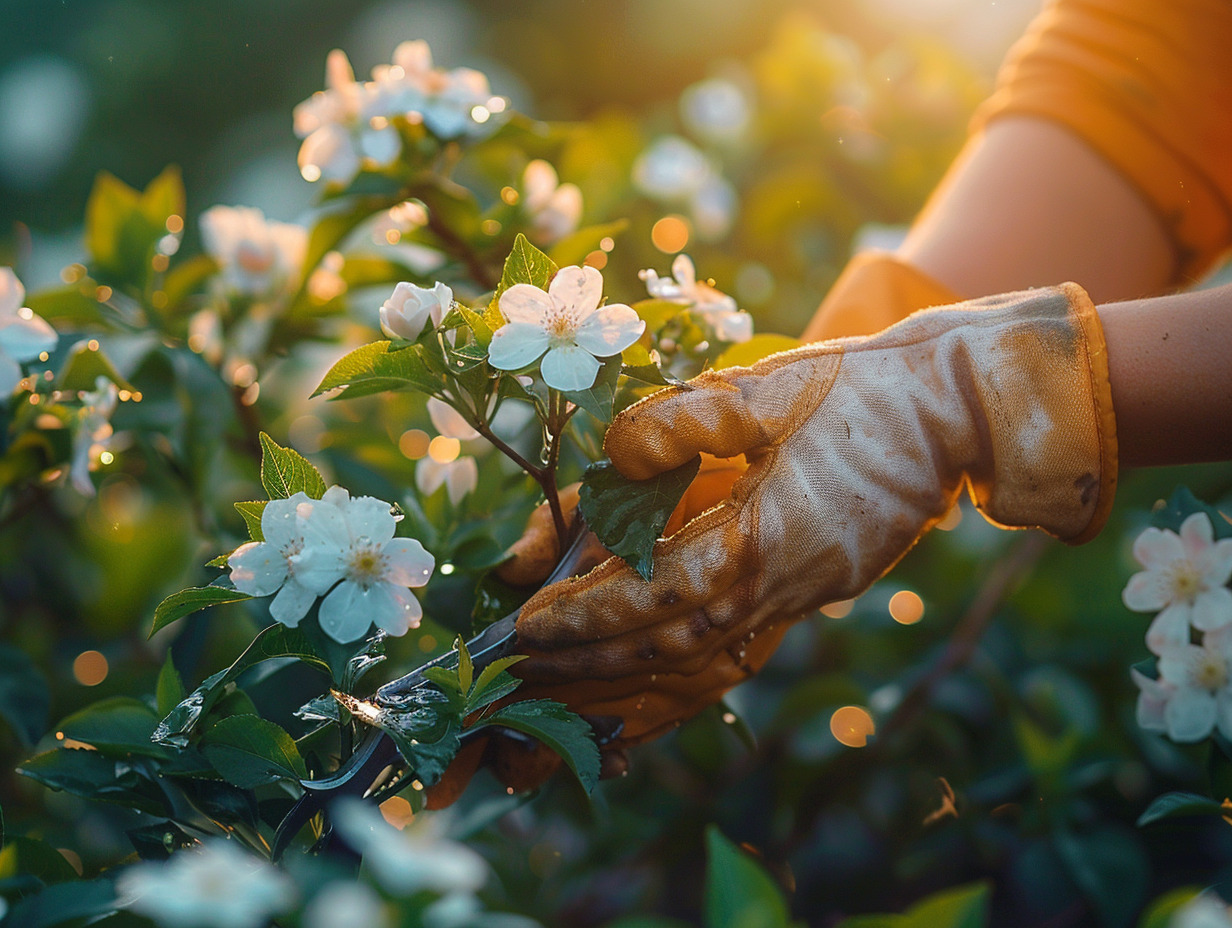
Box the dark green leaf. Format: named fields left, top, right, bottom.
left=234, top=500, right=267, bottom=541
left=153, top=625, right=331, bottom=747
left=457, top=636, right=474, bottom=694
left=56, top=697, right=163, bottom=757
left=4, top=877, right=120, bottom=928
left=311, top=340, right=442, bottom=399
left=621, top=343, right=670, bottom=387
left=295, top=693, right=348, bottom=725
left=156, top=654, right=185, bottom=718
left=1136, top=791, right=1225, bottom=827
left=149, top=583, right=253, bottom=637
left=17, top=749, right=168, bottom=815
left=127, top=821, right=196, bottom=861
left=341, top=632, right=388, bottom=692
left=24, top=285, right=108, bottom=327
left=378, top=689, right=463, bottom=788
left=1151, top=486, right=1232, bottom=538
left=578, top=455, right=702, bottom=581
left=259, top=432, right=326, bottom=500
left=0, top=835, right=79, bottom=886
left=1053, top=827, right=1148, bottom=928
left=479, top=699, right=599, bottom=793
left=468, top=656, right=527, bottom=713
left=704, top=826, right=792, bottom=928
left=0, top=644, right=50, bottom=746
left=563, top=355, right=621, bottom=423
left=201, top=715, right=308, bottom=788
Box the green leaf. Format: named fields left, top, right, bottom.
left=1137, top=888, right=1205, bottom=928
left=126, top=821, right=195, bottom=861
left=489, top=232, right=558, bottom=321
left=704, top=826, right=793, bottom=928
left=376, top=689, right=464, bottom=788
left=85, top=166, right=184, bottom=289
left=479, top=699, right=599, bottom=793
left=339, top=254, right=422, bottom=290
left=903, top=882, right=990, bottom=928
left=632, top=298, right=688, bottom=334
left=1136, top=791, right=1225, bottom=827
left=153, top=625, right=332, bottom=747
left=469, top=655, right=528, bottom=712
left=17, top=748, right=168, bottom=815
left=621, top=343, right=670, bottom=387
left=201, top=715, right=308, bottom=788
left=149, top=583, right=253, bottom=637
left=161, top=254, right=218, bottom=307
left=24, top=285, right=108, bottom=327
left=259, top=432, right=326, bottom=500
left=0, top=835, right=79, bottom=886
left=578, top=455, right=702, bottom=581
left=715, top=334, right=801, bottom=371
left=56, top=340, right=134, bottom=393
left=312, top=340, right=442, bottom=400
left=1151, top=486, right=1232, bottom=538
left=563, top=355, right=621, bottom=423
left=0, top=644, right=50, bottom=746
left=291, top=195, right=403, bottom=313
left=457, top=304, right=494, bottom=349
left=234, top=500, right=267, bottom=541
left=3, top=878, right=120, bottom=928
left=457, top=636, right=474, bottom=695
left=156, top=654, right=185, bottom=718
left=56, top=697, right=163, bottom=757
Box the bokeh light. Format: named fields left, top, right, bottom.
left=888, top=590, right=925, bottom=625
left=651, top=215, right=690, bottom=253
left=830, top=705, right=875, bottom=747
left=72, top=650, right=109, bottom=686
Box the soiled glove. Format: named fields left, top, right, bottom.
left=510, top=283, right=1118, bottom=748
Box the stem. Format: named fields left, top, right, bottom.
left=424, top=206, right=498, bottom=291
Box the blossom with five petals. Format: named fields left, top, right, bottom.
left=1124, top=512, right=1232, bottom=654
left=200, top=206, right=307, bottom=299
left=228, top=492, right=328, bottom=627
left=640, top=254, right=753, bottom=343
left=380, top=281, right=452, bottom=341
left=488, top=265, right=644, bottom=391
left=1134, top=625, right=1232, bottom=743
left=293, top=487, right=435, bottom=643
left=385, top=40, right=496, bottom=140
left=0, top=267, right=57, bottom=395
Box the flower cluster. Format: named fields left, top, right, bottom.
left=521, top=159, right=582, bottom=246
left=228, top=486, right=434, bottom=644
left=640, top=254, right=753, bottom=343
left=0, top=267, right=57, bottom=395
left=1127, top=513, right=1232, bottom=742
left=200, top=205, right=307, bottom=300
left=294, top=41, right=504, bottom=186
left=632, top=135, right=737, bottom=240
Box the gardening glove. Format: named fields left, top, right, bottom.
left=509, top=282, right=1118, bottom=750
left=802, top=251, right=961, bottom=342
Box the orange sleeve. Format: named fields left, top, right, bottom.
left=972, top=0, right=1232, bottom=285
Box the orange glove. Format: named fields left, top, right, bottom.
left=802, top=251, right=960, bottom=342
left=510, top=283, right=1117, bottom=751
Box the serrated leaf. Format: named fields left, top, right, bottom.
left=1136, top=791, right=1225, bottom=827
left=479, top=699, right=599, bottom=793
left=376, top=689, right=463, bottom=788
left=489, top=233, right=557, bottom=321
left=259, top=432, right=326, bottom=500
left=57, top=697, right=164, bottom=757
left=469, top=655, right=528, bottom=711
left=312, top=340, right=443, bottom=399
left=705, top=826, right=793, bottom=928
left=201, top=715, right=308, bottom=788
left=156, top=653, right=185, bottom=718
left=578, top=456, right=702, bottom=581
left=149, top=583, right=253, bottom=637
left=234, top=500, right=267, bottom=541
left=715, top=334, right=801, bottom=370
left=563, top=355, right=621, bottom=423
left=153, top=625, right=332, bottom=747
left=457, top=304, right=493, bottom=348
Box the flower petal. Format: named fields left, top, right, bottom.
left=0, top=351, right=21, bottom=395
left=573, top=304, right=646, bottom=357
left=1180, top=512, right=1215, bottom=560
left=345, top=495, right=397, bottom=544
left=269, top=580, right=317, bottom=627
left=0, top=314, right=58, bottom=362
left=0, top=268, right=25, bottom=316
left=1132, top=526, right=1184, bottom=570
left=427, top=397, right=478, bottom=440
left=1123, top=570, right=1168, bottom=612
left=488, top=322, right=549, bottom=371
left=1131, top=668, right=1169, bottom=731
left=547, top=265, right=602, bottom=317
left=445, top=457, right=478, bottom=505
left=383, top=538, right=435, bottom=587
left=1193, top=586, right=1232, bottom=632
left=1164, top=686, right=1217, bottom=742
left=1207, top=538, right=1232, bottom=587
left=318, top=581, right=375, bottom=643
left=261, top=494, right=309, bottom=550
left=416, top=457, right=447, bottom=498
left=228, top=542, right=288, bottom=597
left=540, top=344, right=600, bottom=391
left=670, top=254, right=697, bottom=289
left=1148, top=604, right=1194, bottom=656
left=715, top=311, right=754, bottom=343
left=498, top=284, right=554, bottom=325
left=371, top=583, right=423, bottom=637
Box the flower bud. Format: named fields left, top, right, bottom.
left=379, top=281, right=452, bottom=340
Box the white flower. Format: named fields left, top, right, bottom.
left=0, top=267, right=57, bottom=395
left=1125, top=513, right=1232, bottom=654
left=228, top=492, right=333, bottom=627
left=388, top=40, right=496, bottom=140
left=293, top=486, right=434, bottom=643
left=70, top=376, right=118, bottom=496
left=522, top=160, right=582, bottom=245
left=331, top=798, right=487, bottom=898
left=489, top=265, right=644, bottom=391
left=1137, top=625, right=1232, bottom=742
left=304, top=882, right=389, bottom=928
left=1170, top=893, right=1232, bottom=928
left=116, top=840, right=295, bottom=928
left=680, top=77, right=752, bottom=145
left=416, top=398, right=479, bottom=505
left=639, top=254, right=753, bottom=343
left=380, top=281, right=452, bottom=341
left=200, top=206, right=307, bottom=299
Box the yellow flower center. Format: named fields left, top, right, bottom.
left=346, top=540, right=387, bottom=588
left=1168, top=561, right=1204, bottom=603
left=1193, top=651, right=1229, bottom=691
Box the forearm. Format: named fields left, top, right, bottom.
left=1099, top=285, right=1232, bottom=468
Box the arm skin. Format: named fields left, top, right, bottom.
left=894, top=115, right=1232, bottom=467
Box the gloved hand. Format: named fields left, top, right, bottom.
left=802, top=251, right=960, bottom=341
left=510, top=282, right=1117, bottom=750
